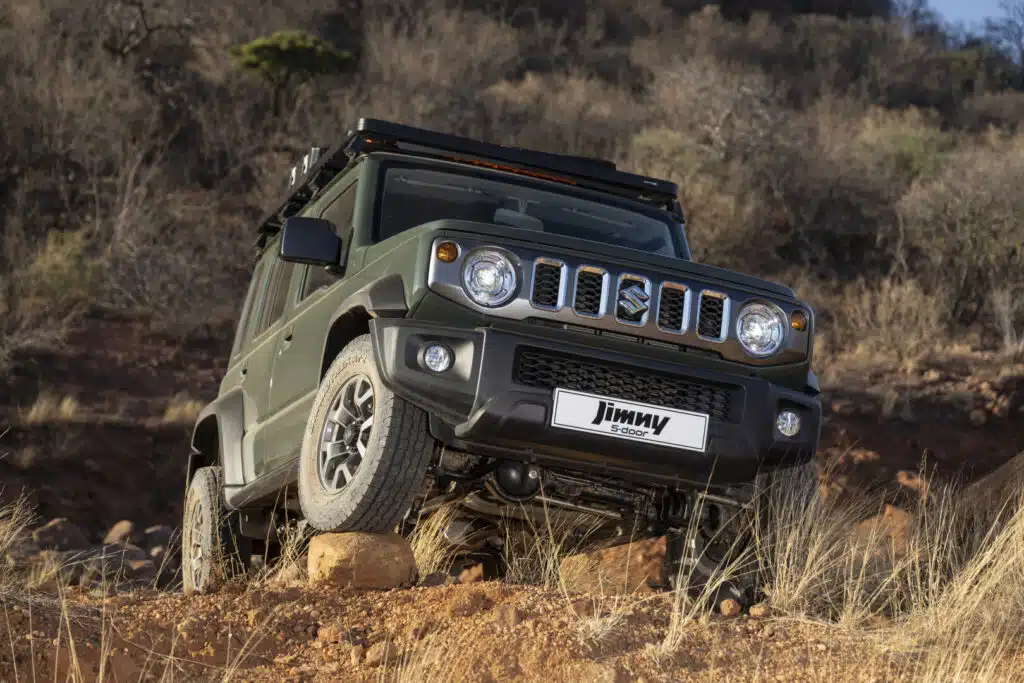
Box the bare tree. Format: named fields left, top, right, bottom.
left=986, top=0, right=1024, bottom=65
left=101, top=0, right=193, bottom=58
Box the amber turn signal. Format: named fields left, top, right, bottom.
left=791, top=310, right=808, bottom=331
left=436, top=241, right=459, bottom=263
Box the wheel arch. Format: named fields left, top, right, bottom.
left=321, top=273, right=408, bottom=381
left=188, top=390, right=246, bottom=489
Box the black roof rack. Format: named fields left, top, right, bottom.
left=255, top=118, right=681, bottom=248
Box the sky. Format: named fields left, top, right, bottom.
left=929, top=0, right=1007, bottom=27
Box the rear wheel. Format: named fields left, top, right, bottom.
left=297, top=335, right=434, bottom=532
left=182, top=466, right=251, bottom=595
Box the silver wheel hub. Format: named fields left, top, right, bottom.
left=189, top=503, right=205, bottom=586
left=318, top=374, right=375, bottom=492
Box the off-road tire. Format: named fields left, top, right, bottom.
left=182, top=466, right=252, bottom=595
left=298, top=334, right=434, bottom=532
left=665, top=459, right=820, bottom=609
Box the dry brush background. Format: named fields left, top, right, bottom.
left=2, top=0, right=1024, bottom=681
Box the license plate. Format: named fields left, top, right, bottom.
left=550, top=388, right=709, bottom=452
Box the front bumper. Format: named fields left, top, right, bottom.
left=369, top=319, right=821, bottom=489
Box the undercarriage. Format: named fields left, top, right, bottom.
left=396, top=446, right=764, bottom=600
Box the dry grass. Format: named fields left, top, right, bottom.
left=161, top=392, right=205, bottom=425
left=20, top=392, right=79, bottom=424
left=407, top=502, right=463, bottom=578
left=635, top=460, right=1024, bottom=679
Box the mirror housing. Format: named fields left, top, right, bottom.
left=279, top=216, right=342, bottom=267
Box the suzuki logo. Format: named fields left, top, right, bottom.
left=618, top=284, right=650, bottom=317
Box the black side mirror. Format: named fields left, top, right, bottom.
left=279, top=216, right=342, bottom=267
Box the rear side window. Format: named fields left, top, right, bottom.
left=254, top=258, right=297, bottom=337
left=230, top=258, right=270, bottom=358
left=302, top=181, right=358, bottom=300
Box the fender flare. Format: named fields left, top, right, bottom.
left=327, top=272, right=409, bottom=326
left=189, top=389, right=246, bottom=488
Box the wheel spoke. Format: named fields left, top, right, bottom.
left=359, top=414, right=374, bottom=433
left=355, top=386, right=373, bottom=416
left=317, top=373, right=375, bottom=492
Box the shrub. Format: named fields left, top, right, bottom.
left=897, top=134, right=1024, bottom=339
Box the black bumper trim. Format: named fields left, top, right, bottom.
left=369, top=319, right=821, bottom=488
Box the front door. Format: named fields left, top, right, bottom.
left=242, top=249, right=297, bottom=479
left=264, top=176, right=360, bottom=467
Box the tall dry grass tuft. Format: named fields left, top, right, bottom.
left=648, top=459, right=1024, bottom=677
left=408, top=503, right=463, bottom=578
left=500, top=500, right=607, bottom=589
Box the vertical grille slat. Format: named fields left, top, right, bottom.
left=657, top=285, right=688, bottom=333
left=531, top=261, right=564, bottom=309
left=573, top=269, right=604, bottom=316
left=697, top=292, right=727, bottom=340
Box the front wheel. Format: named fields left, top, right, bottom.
left=297, top=334, right=434, bottom=533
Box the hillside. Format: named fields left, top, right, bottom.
left=2, top=0, right=1024, bottom=681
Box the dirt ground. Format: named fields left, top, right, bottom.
left=2, top=313, right=1023, bottom=682
left=8, top=580, right=1019, bottom=683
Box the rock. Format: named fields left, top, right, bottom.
left=32, top=518, right=90, bottom=551
left=749, top=603, right=772, bottom=619
left=103, top=520, right=136, bottom=546
left=559, top=537, right=667, bottom=596
left=364, top=642, right=399, bottom=667
left=307, top=532, right=417, bottom=590
left=317, top=622, right=342, bottom=644
left=457, top=563, right=485, bottom=584
left=719, top=599, right=742, bottom=618
left=270, top=559, right=306, bottom=586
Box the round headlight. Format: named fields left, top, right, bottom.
left=736, top=303, right=787, bottom=357
left=461, top=249, right=517, bottom=307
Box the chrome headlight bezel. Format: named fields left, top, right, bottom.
left=735, top=301, right=788, bottom=358
left=460, top=248, right=519, bottom=307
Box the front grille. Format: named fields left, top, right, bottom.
left=515, top=348, right=734, bottom=422
left=532, top=262, right=562, bottom=308
left=698, top=294, right=726, bottom=339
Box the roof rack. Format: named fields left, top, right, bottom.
left=255, top=118, right=681, bottom=248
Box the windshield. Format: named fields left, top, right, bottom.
left=376, top=166, right=680, bottom=256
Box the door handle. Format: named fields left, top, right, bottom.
left=279, top=329, right=294, bottom=355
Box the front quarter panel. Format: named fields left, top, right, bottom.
left=190, top=389, right=246, bottom=488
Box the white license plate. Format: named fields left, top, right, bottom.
left=550, top=388, right=709, bottom=452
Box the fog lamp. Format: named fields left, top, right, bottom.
left=423, top=343, right=453, bottom=373
left=776, top=411, right=801, bottom=438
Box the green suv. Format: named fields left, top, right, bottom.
left=182, top=119, right=822, bottom=601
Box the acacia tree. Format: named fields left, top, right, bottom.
left=229, top=30, right=355, bottom=117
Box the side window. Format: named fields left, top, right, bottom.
left=230, top=257, right=270, bottom=358
left=301, top=182, right=358, bottom=300
left=254, top=258, right=297, bottom=338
